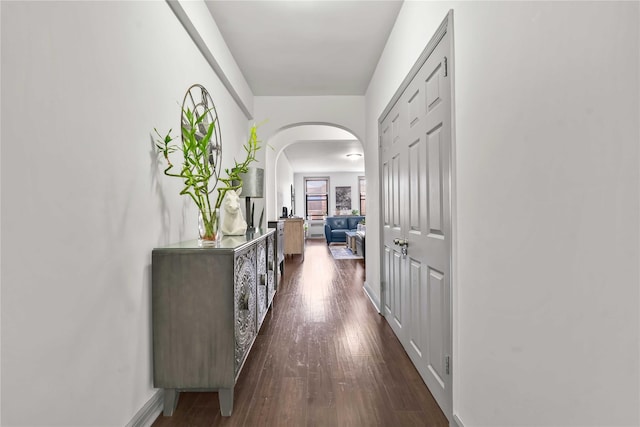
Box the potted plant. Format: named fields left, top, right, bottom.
left=155, top=111, right=261, bottom=244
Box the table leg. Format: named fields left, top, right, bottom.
left=219, top=387, right=234, bottom=416
left=163, top=389, right=179, bottom=416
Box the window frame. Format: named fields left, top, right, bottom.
left=358, top=176, right=366, bottom=215
left=304, top=176, right=330, bottom=220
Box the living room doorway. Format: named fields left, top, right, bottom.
left=269, top=123, right=365, bottom=236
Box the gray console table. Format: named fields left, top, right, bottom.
left=152, top=230, right=276, bottom=417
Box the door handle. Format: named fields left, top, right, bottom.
left=394, top=238, right=408, bottom=247
left=393, top=238, right=409, bottom=257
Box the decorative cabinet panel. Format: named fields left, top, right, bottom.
left=255, top=239, right=268, bottom=328
left=234, top=245, right=256, bottom=376
left=152, top=229, right=276, bottom=418
left=268, top=220, right=284, bottom=276
left=267, top=233, right=276, bottom=306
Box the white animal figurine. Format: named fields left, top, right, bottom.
left=221, top=188, right=247, bottom=236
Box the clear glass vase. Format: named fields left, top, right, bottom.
left=198, top=208, right=220, bottom=246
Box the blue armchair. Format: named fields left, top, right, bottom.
left=324, top=216, right=365, bottom=244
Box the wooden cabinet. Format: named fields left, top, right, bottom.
left=152, top=230, right=276, bottom=417
left=283, top=217, right=305, bottom=259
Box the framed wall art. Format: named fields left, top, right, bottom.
left=335, top=186, right=352, bottom=212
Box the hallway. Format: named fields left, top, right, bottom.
left=152, top=239, right=447, bottom=426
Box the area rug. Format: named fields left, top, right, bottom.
left=329, top=245, right=363, bottom=260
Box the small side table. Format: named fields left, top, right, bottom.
left=345, top=231, right=358, bottom=254
left=355, top=231, right=365, bottom=259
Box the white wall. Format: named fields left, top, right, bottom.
left=1, top=1, right=252, bottom=425
left=0, top=2, right=3, bottom=421
left=366, top=1, right=639, bottom=425
left=293, top=172, right=364, bottom=219
left=254, top=96, right=366, bottom=142
left=276, top=152, right=294, bottom=218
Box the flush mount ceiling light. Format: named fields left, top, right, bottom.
left=346, top=153, right=362, bottom=159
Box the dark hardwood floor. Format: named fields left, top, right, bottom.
left=152, top=239, right=447, bottom=426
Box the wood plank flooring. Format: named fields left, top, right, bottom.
left=152, top=239, right=447, bottom=426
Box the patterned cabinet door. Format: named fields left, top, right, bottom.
left=234, top=245, right=256, bottom=376
left=267, top=233, right=276, bottom=305
left=256, top=239, right=268, bottom=328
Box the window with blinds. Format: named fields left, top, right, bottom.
left=359, top=176, right=366, bottom=215
left=305, top=177, right=329, bottom=220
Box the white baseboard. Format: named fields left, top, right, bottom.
left=453, top=413, right=465, bottom=427
left=126, top=389, right=163, bottom=427
left=363, top=281, right=381, bottom=313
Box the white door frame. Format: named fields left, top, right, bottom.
left=377, top=9, right=457, bottom=422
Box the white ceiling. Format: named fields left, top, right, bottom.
left=205, top=0, right=403, bottom=96
left=205, top=0, right=402, bottom=172
left=283, top=139, right=364, bottom=173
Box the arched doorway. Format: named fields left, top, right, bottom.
left=264, top=123, right=365, bottom=223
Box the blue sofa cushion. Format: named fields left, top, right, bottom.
left=347, top=217, right=361, bottom=230
left=331, top=218, right=347, bottom=229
